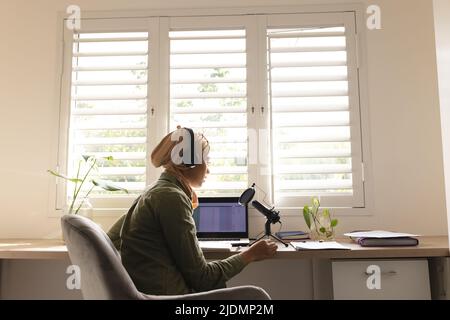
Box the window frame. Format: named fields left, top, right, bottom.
left=51, top=5, right=372, bottom=217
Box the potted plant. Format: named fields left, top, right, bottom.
left=48, top=155, right=128, bottom=217
left=303, top=196, right=338, bottom=241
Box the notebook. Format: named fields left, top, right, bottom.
left=275, top=230, right=309, bottom=240
left=352, top=237, right=419, bottom=247
left=193, top=197, right=250, bottom=248
left=344, top=230, right=420, bottom=247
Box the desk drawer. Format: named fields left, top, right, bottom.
left=332, top=259, right=430, bottom=300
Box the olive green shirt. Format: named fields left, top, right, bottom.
left=107, top=171, right=247, bottom=295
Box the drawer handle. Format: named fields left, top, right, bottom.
left=364, top=270, right=397, bottom=276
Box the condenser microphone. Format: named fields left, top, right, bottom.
left=238, top=182, right=288, bottom=247
left=251, top=200, right=280, bottom=224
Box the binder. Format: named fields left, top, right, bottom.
left=352, top=237, right=419, bottom=247
left=275, top=231, right=309, bottom=240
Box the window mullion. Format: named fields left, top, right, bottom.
left=147, top=17, right=163, bottom=184
left=254, top=15, right=272, bottom=204
left=246, top=16, right=259, bottom=201
left=157, top=17, right=170, bottom=150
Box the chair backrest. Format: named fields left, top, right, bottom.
left=61, top=214, right=146, bottom=300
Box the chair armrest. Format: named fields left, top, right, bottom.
left=142, top=285, right=271, bottom=300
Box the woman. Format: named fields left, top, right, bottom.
left=107, top=126, right=277, bottom=295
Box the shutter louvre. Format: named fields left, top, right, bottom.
left=268, top=24, right=360, bottom=202
left=169, top=28, right=248, bottom=196
left=69, top=32, right=149, bottom=197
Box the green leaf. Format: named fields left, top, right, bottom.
left=323, top=208, right=330, bottom=218
left=303, top=206, right=311, bottom=229
left=312, top=196, right=320, bottom=208
left=312, top=197, right=320, bottom=216
left=331, top=219, right=338, bottom=227
left=47, top=170, right=82, bottom=183
left=92, top=179, right=129, bottom=193
left=319, top=227, right=326, bottom=234
left=103, top=156, right=114, bottom=161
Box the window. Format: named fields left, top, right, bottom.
left=266, top=13, right=364, bottom=208
left=59, top=18, right=158, bottom=213
left=169, top=18, right=250, bottom=196
left=57, top=11, right=366, bottom=213
left=69, top=31, right=148, bottom=197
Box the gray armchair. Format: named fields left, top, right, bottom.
left=61, top=214, right=271, bottom=300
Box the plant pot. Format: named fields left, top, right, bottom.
left=309, top=214, right=335, bottom=241
left=63, top=198, right=94, bottom=219
left=309, top=226, right=335, bottom=241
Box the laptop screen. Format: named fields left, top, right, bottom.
left=193, top=197, right=248, bottom=239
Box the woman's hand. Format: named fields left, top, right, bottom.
left=240, top=239, right=278, bottom=264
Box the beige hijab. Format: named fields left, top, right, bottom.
left=150, top=126, right=209, bottom=209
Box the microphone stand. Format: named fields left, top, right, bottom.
left=251, top=220, right=289, bottom=247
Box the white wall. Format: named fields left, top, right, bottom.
left=0, top=0, right=447, bottom=299
left=0, top=0, right=446, bottom=238
left=433, top=0, right=450, bottom=246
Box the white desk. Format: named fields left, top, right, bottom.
left=205, top=236, right=450, bottom=260
left=0, top=237, right=448, bottom=299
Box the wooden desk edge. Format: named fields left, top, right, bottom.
left=0, top=252, right=69, bottom=260
left=206, top=247, right=450, bottom=260
left=0, top=236, right=448, bottom=260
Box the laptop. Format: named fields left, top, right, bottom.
left=193, top=197, right=250, bottom=246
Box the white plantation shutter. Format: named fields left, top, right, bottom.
left=57, top=12, right=367, bottom=213
left=267, top=13, right=364, bottom=207
left=169, top=18, right=250, bottom=196
left=67, top=29, right=150, bottom=208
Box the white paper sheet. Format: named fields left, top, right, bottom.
left=290, top=241, right=351, bottom=250
left=343, top=230, right=419, bottom=238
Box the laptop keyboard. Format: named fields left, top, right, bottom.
left=199, top=238, right=241, bottom=241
